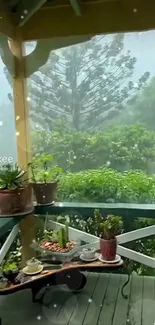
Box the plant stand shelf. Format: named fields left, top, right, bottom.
left=0, top=256, right=129, bottom=324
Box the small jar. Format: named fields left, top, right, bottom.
left=0, top=276, right=8, bottom=289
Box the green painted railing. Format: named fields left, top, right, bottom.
left=34, top=202, right=155, bottom=219
left=0, top=218, right=18, bottom=238
left=1, top=202, right=155, bottom=240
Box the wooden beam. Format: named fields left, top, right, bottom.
left=19, top=214, right=36, bottom=266
left=69, top=0, right=82, bottom=16
left=10, top=32, right=35, bottom=266
left=9, top=32, right=30, bottom=168
left=15, top=0, right=47, bottom=26
left=21, top=0, right=155, bottom=41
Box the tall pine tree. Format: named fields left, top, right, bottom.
left=5, top=34, right=150, bottom=131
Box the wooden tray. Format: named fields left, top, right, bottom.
left=0, top=258, right=123, bottom=294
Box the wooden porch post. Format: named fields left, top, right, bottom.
left=10, top=31, right=36, bottom=266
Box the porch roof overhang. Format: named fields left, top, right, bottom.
left=0, top=1, right=155, bottom=41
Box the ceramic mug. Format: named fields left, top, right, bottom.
left=82, top=247, right=96, bottom=259
left=26, top=258, right=41, bottom=272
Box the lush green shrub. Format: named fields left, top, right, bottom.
left=58, top=168, right=155, bottom=203
left=32, top=123, right=155, bottom=173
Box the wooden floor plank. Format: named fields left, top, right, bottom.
left=97, top=274, right=121, bottom=325
left=128, top=275, right=143, bottom=325
left=142, top=276, right=155, bottom=325
left=82, top=273, right=110, bottom=325
left=42, top=272, right=90, bottom=325
left=67, top=272, right=99, bottom=325
left=3, top=274, right=155, bottom=325
left=42, top=285, right=73, bottom=324
left=112, top=274, right=131, bottom=325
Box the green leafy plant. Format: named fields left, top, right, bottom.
left=100, top=215, right=123, bottom=240
left=2, top=261, right=18, bottom=273
left=28, top=154, right=63, bottom=184
left=0, top=164, right=27, bottom=190
left=44, top=229, right=58, bottom=242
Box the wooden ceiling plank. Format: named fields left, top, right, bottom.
left=15, top=0, right=48, bottom=26
left=21, top=0, right=155, bottom=41
left=69, top=0, right=82, bottom=15
left=0, top=1, right=16, bottom=38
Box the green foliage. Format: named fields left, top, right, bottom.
left=0, top=164, right=27, bottom=190
left=2, top=261, right=18, bottom=273
left=44, top=230, right=58, bottom=242
left=58, top=227, right=67, bottom=248
left=100, top=215, right=123, bottom=240
left=32, top=123, right=155, bottom=173
left=43, top=223, right=69, bottom=245
left=126, top=77, right=155, bottom=130
left=58, top=168, right=155, bottom=203
left=28, top=153, right=63, bottom=183
left=83, top=209, right=103, bottom=237
left=65, top=222, right=69, bottom=242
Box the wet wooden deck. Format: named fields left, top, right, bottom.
left=0, top=272, right=155, bottom=325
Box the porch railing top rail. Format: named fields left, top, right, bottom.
left=34, top=202, right=155, bottom=219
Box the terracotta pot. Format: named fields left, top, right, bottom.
left=32, top=182, right=57, bottom=205
left=0, top=186, right=33, bottom=216
left=100, top=238, right=117, bottom=261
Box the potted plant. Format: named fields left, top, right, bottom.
left=39, top=224, right=73, bottom=253
left=100, top=215, right=123, bottom=261
left=28, top=154, right=62, bottom=205
left=0, top=164, right=33, bottom=215
left=2, top=261, right=19, bottom=283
